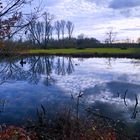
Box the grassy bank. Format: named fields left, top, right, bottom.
left=17, top=48, right=140, bottom=58
left=24, top=48, right=140, bottom=54
left=0, top=104, right=137, bottom=140
left=1, top=47, right=140, bottom=58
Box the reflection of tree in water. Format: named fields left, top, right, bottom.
left=0, top=56, right=75, bottom=86
left=105, top=58, right=116, bottom=68
left=27, top=56, right=54, bottom=85
left=77, top=57, right=84, bottom=62
left=67, top=57, right=74, bottom=74
left=0, top=60, right=28, bottom=85
left=55, top=57, right=74, bottom=75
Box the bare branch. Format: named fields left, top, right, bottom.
left=66, top=21, right=74, bottom=39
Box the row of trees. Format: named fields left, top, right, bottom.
left=27, top=12, right=75, bottom=48
left=2, top=0, right=138, bottom=50
left=0, top=0, right=100, bottom=50
left=55, top=20, right=74, bottom=40
left=0, top=0, right=76, bottom=49
left=0, top=56, right=74, bottom=85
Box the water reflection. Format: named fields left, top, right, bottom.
left=0, top=56, right=75, bottom=86
left=0, top=59, right=28, bottom=84
left=0, top=57, right=139, bottom=125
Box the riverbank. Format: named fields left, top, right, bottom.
left=1, top=48, right=140, bottom=58
left=0, top=105, right=134, bottom=140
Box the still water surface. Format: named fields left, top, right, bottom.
left=0, top=56, right=140, bottom=125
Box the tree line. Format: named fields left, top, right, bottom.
left=0, top=0, right=101, bottom=50
left=27, top=12, right=75, bottom=48
left=1, top=0, right=139, bottom=51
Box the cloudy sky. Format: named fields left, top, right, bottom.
left=37, top=0, right=140, bottom=41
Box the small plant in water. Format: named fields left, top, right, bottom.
left=25, top=94, right=118, bottom=140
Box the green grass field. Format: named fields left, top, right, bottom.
left=22, top=48, right=140, bottom=55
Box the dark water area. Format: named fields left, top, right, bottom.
left=0, top=56, right=140, bottom=127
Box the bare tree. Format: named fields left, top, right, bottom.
left=28, top=20, right=42, bottom=46
left=49, top=25, right=53, bottom=40
left=60, top=20, right=66, bottom=39
left=43, top=12, right=54, bottom=47
left=29, top=21, right=44, bottom=45
left=28, top=12, right=54, bottom=48
left=36, top=22, right=44, bottom=43
left=105, top=27, right=117, bottom=44
left=54, top=21, right=61, bottom=40
left=66, top=21, right=74, bottom=39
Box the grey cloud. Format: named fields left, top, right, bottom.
left=120, top=7, right=140, bottom=17
left=109, top=0, right=140, bottom=9
left=120, top=9, right=131, bottom=17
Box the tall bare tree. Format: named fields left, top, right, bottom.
left=43, top=12, right=54, bottom=47
left=54, top=21, right=61, bottom=40
left=36, top=22, right=44, bottom=43
left=105, top=27, right=117, bottom=44
left=66, top=21, right=74, bottom=39
left=28, top=20, right=43, bottom=46
left=49, top=25, right=53, bottom=40
left=28, top=12, right=54, bottom=48
left=60, top=20, right=66, bottom=39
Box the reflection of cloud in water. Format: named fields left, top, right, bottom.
left=55, top=58, right=140, bottom=94
left=48, top=57, right=140, bottom=121
left=106, top=81, right=140, bottom=99
left=0, top=57, right=140, bottom=123
left=81, top=81, right=140, bottom=122
left=90, top=101, right=127, bottom=120
left=0, top=82, right=71, bottom=124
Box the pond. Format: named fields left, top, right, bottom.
left=0, top=56, right=140, bottom=126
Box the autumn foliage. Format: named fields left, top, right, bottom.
left=0, top=124, right=117, bottom=140
left=0, top=1, right=22, bottom=39
left=0, top=125, right=37, bottom=140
